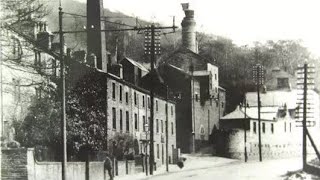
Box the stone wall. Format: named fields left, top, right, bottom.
left=1, top=148, right=137, bottom=180
left=223, top=127, right=302, bottom=160
left=2, top=148, right=28, bottom=180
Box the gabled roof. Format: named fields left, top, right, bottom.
left=245, top=106, right=278, bottom=121
left=220, top=106, right=248, bottom=120
left=246, top=90, right=301, bottom=109
left=121, top=57, right=149, bottom=72
left=158, top=47, right=216, bottom=72
left=221, top=106, right=278, bottom=121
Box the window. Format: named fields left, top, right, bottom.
left=112, top=83, right=116, bottom=99
left=52, top=58, right=57, bottom=76
left=284, top=122, right=286, bottom=132
left=142, top=95, right=145, bottom=107
left=156, top=100, right=158, bottom=111
left=171, top=122, right=174, bottom=135
left=143, top=116, right=146, bottom=131
left=215, top=74, right=217, bottom=80
left=161, top=120, right=163, bottom=133
left=125, top=92, right=129, bottom=104
left=290, top=123, right=292, bottom=132
left=253, top=122, right=257, bottom=134
left=195, top=94, right=199, bottom=101
left=112, top=108, right=116, bottom=129
left=221, top=102, right=224, bottom=108
left=271, top=123, right=274, bottom=134
left=262, top=123, right=265, bottom=133
left=157, top=144, right=159, bottom=159
left=134, top=113, right=138, bottom=130
left=156, top=119, right=159, bottom=133
left=277, top=78, right=289, bottom=89
left=120, top=110, right=123, bottom=131
left=126, top=111, right=129, bottom=132
left=148, top=97, right=150, bottom=109
left=119, top=85, right=123, bottom=101
left=171, top=106, right=173, bottom=116
left=13, top=79, right=21, bottom=102
left=134, top=92, right=137, bottom=105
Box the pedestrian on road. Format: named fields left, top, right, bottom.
left=104, top=155, right=114, bottom=180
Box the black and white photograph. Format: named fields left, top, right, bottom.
left=1, top=0, right=320, bottom=179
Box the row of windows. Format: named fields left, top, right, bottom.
left=112, top=82, right=174, bottom=115
left=252, top=121, right=292, bottom=134
left=112, top=107, right=175, bottom=134
left=155, top=119, right=174, bottom=135
left=112, top=108, right=130, bottom=132
left=156, top=144, right=175, bottom=160
left=195, top=93, right=224, bottom=109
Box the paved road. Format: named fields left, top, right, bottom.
left=148, top=158, right=301, bottom=180
left=124, top=155, right=303, bottom=180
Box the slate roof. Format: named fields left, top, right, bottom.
left=122, top=57, right=149, bottom=72
left=220, top=106, right=278, bottom=121
left=158, top=47, right=216, bottom=72
left=246, top=90, right=298, bottom=109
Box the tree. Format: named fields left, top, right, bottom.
left=13, top=95, right=61, bottom=150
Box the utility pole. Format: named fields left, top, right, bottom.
left=59, top=5, right=67, bottom=180
left=0, top=22, right=3, bottom=179
left=190, top=64, right=196, bottom=153
left=253, top=64, right=263, bottom=162
left=149, top=24, right=156, bottom=175
left=302, top=63, right=307, bottom=169
left=144, top=23, right=176, bottom=175
left=165, top=85, right=169, bottom=172
left=296, top=63, right=319, bottom=170
left=244, top=97, right=248, bottom=162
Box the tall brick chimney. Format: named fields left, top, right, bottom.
left=181, top=3, right=197, bottom=53
left=87, top=0, right=107, bottom=71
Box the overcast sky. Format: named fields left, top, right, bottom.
left=75, top=0, right=320, bottom=57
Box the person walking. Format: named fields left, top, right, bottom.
left=104, top=155, right=114, bottom=180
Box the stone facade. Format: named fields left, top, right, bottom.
left=153, top=62, right=225, bottom=153
left=106, top=74, right=177, bottom=164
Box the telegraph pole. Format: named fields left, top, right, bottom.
left=244, top=97, right=248, bottom=162
left=296, top=63, right=319, bottom=170
left=144, top=23, right=176, bottom=175
left=257, top=66, right=262, bottom=162
left=149, top=24, right=155, bottom=175
left=59, top=5, right=67, bottom=180
left=253, top=64, right=263, bottom=162
left=302, top=63, right=307, bottom=169
left=0, top=22, right=3, bottom=179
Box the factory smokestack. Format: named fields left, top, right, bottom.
left=87, top=0, right=107, bottom=71
left=181, top=3, right=197, bottom=53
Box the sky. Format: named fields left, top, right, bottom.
left=75, top=0, right=320, bottom=57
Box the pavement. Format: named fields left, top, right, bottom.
left=115, top=154, right=317, bottom=180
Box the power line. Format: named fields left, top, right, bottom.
left=63, top=12, right=136, bottom=28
